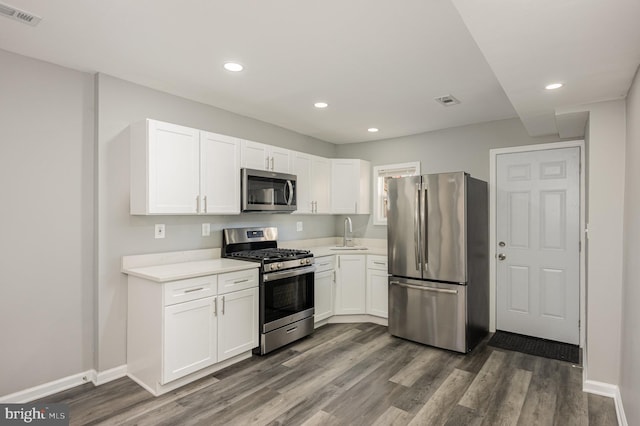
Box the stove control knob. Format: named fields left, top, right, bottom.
left=300, top=259, right=305, bottom=265
left=277, top=262, right=284, bottom=269
left=270, top=264, right=278, bottom=271
left=306, top=258, right=311, bottom=264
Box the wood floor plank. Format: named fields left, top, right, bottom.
left=372, top=406, right=412, bottom=426
left=282, top=327, right=362, bottom=368
left=389, top=346, right=440, bottom=387
left=553, top=363, right=589, bottom=426
left=587, top=393, right=619, bottom=426
left=299, top=410, right=342, bottom=426
left=458, top=350, right=507, bottom=411
left=517, top=357, right=560, bottom=426
left=408, top=368, right=474, bottom=426
left=481, top=368, right=532, bottom=426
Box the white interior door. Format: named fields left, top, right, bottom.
left=496, top=147, right=580, bottom=344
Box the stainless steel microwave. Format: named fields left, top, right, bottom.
left=241, top=168, right=297, bottom=213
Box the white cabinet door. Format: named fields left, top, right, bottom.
left=270, top=146, right=291, bottom=173
left=132, top=120, right=201, bottom=214
left=217, top=287, right=258, bottom=362
left=312, top=156, right=331, bottom=214
left=314, top=269, right=335, bottom=322
left=241, top=140, right=291, bottom=173
left=200, top=132, right=241, bottom=214
left=330, top=159, right=371, bottom=214
left=241, top=140, right=270, bottom=171
left=335, top=255, right=366, bottom=314
left=367, top=269, right=389, bottom=318
left=293, top=153, right=331, bottom=214
left=163, top=296, right=217, bottom=383
left=292, top=152, right=313, bottom=214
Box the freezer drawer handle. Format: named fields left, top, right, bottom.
left=390, top=281, right=458, bottom=294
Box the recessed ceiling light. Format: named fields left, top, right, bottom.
left=368, top=128, right=379, bottom=133
left=545, top=83, right=563, bottom=90
left=314, top=102, right=328, bottom=109
left=224, top=62, right=244, bottom=72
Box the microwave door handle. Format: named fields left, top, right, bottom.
left=285, top=180, right=294, bottom=206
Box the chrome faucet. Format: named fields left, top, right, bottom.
left=343, top=216, right=353, bottom=247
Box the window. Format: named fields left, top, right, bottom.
left=372, top=162, right=421, bottom=226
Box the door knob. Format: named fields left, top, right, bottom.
left=498, top=253, right=506, bottom=261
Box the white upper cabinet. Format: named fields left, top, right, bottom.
left=200, top=131, right=241, bottom=214
left=241, top=140, right=291, bottom=173
left=130, top=119, right=241, bottom=215
left=330, top=159, right=371, bottom=214
left=292, top=151, right=331, bottom=214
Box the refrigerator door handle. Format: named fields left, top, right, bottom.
left=414, top=183, right=421, bottom=272
left=391, top=281, right=458, bottom=295
left=421, top=186, right=428, bottom=272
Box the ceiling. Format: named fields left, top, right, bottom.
left=1, top=0, right=639, bottom=144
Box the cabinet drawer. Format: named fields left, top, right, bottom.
left=163, top=276, right=217, bottom=306
left=218, top=269, right=258, bottom=294
left=367, top=255, right=388, bottom=271
left=314, top=256, right=336, bottom=273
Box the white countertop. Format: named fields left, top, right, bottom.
left=122, top=239, right=387, bottom=283
left=123, top=258, right=258, bottom=283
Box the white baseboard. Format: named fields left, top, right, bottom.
left=93, top=365, right=127, bottom=386
left=0, top=365, right=128, bottom=404
left=583, top=380, right=628, bottom=426
left=0, top=371, right=93, bottom=404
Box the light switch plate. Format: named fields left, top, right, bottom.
left=155, top=224, right=165, bottom=239
left=296, top=221, right=303, bottom=232
left=202, top=223, right=211, bottom=237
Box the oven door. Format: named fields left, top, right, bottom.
left=261, top=265, right=315, bottom=333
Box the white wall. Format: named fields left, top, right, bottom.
left=0, top=50, right=95, bottom=396
left=580, top=100, right=627, bottom=385
left=335, top=118, right=565, bottom=239
left=621, top=66, right=640, bottom=424
left=95, top=74, right=338, bottom=371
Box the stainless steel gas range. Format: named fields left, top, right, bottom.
left=222, top=227, right=315, bottom=355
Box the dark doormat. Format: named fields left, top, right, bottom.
left=488, top=330, right=580, bottom=364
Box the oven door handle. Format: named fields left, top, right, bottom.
left=263, top=265, right=316, bottom=282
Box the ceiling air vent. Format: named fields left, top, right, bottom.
left=434, top=94, right=460, bottom=107
left=0, top=2, right=42, bottom=26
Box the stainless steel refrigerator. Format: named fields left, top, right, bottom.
left=387, top=172, right=488, bottom=353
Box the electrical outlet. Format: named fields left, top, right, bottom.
left=296, top=221, right=303, bottom=232
left=155, top=224, right=165, bottom=239
left=202, top=223, right=211, bottom=237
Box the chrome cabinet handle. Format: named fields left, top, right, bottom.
left=196, top=195, right=200, bottom=213
left=183, top=287, right=204, bottom=293
left=498, top=253, right=507, bottom=261
left=233, top=278, right=249, bottom=284
left=213, top=297, right=217, bottom=316
left=203, top=196, right=208, bottom=213
left=221, top=296, right=225, bottom=314
left=265, top=156, right=270, bottom=170
left=270, top=157, right=274, bottom=170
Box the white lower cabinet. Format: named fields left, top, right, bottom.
left=314, top=256, right=336, bottom=323
left=334, top=255, right=366, bottom=314
left=366, top=255, right=389, bottom=318
left=164, top=296, right=217, bottom=383
left=217, top=287, right=258, bottom=361
left=127, top=268, right=258, bottom=396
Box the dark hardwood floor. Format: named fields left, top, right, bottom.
left=37, top=323, right=618, bottom=425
